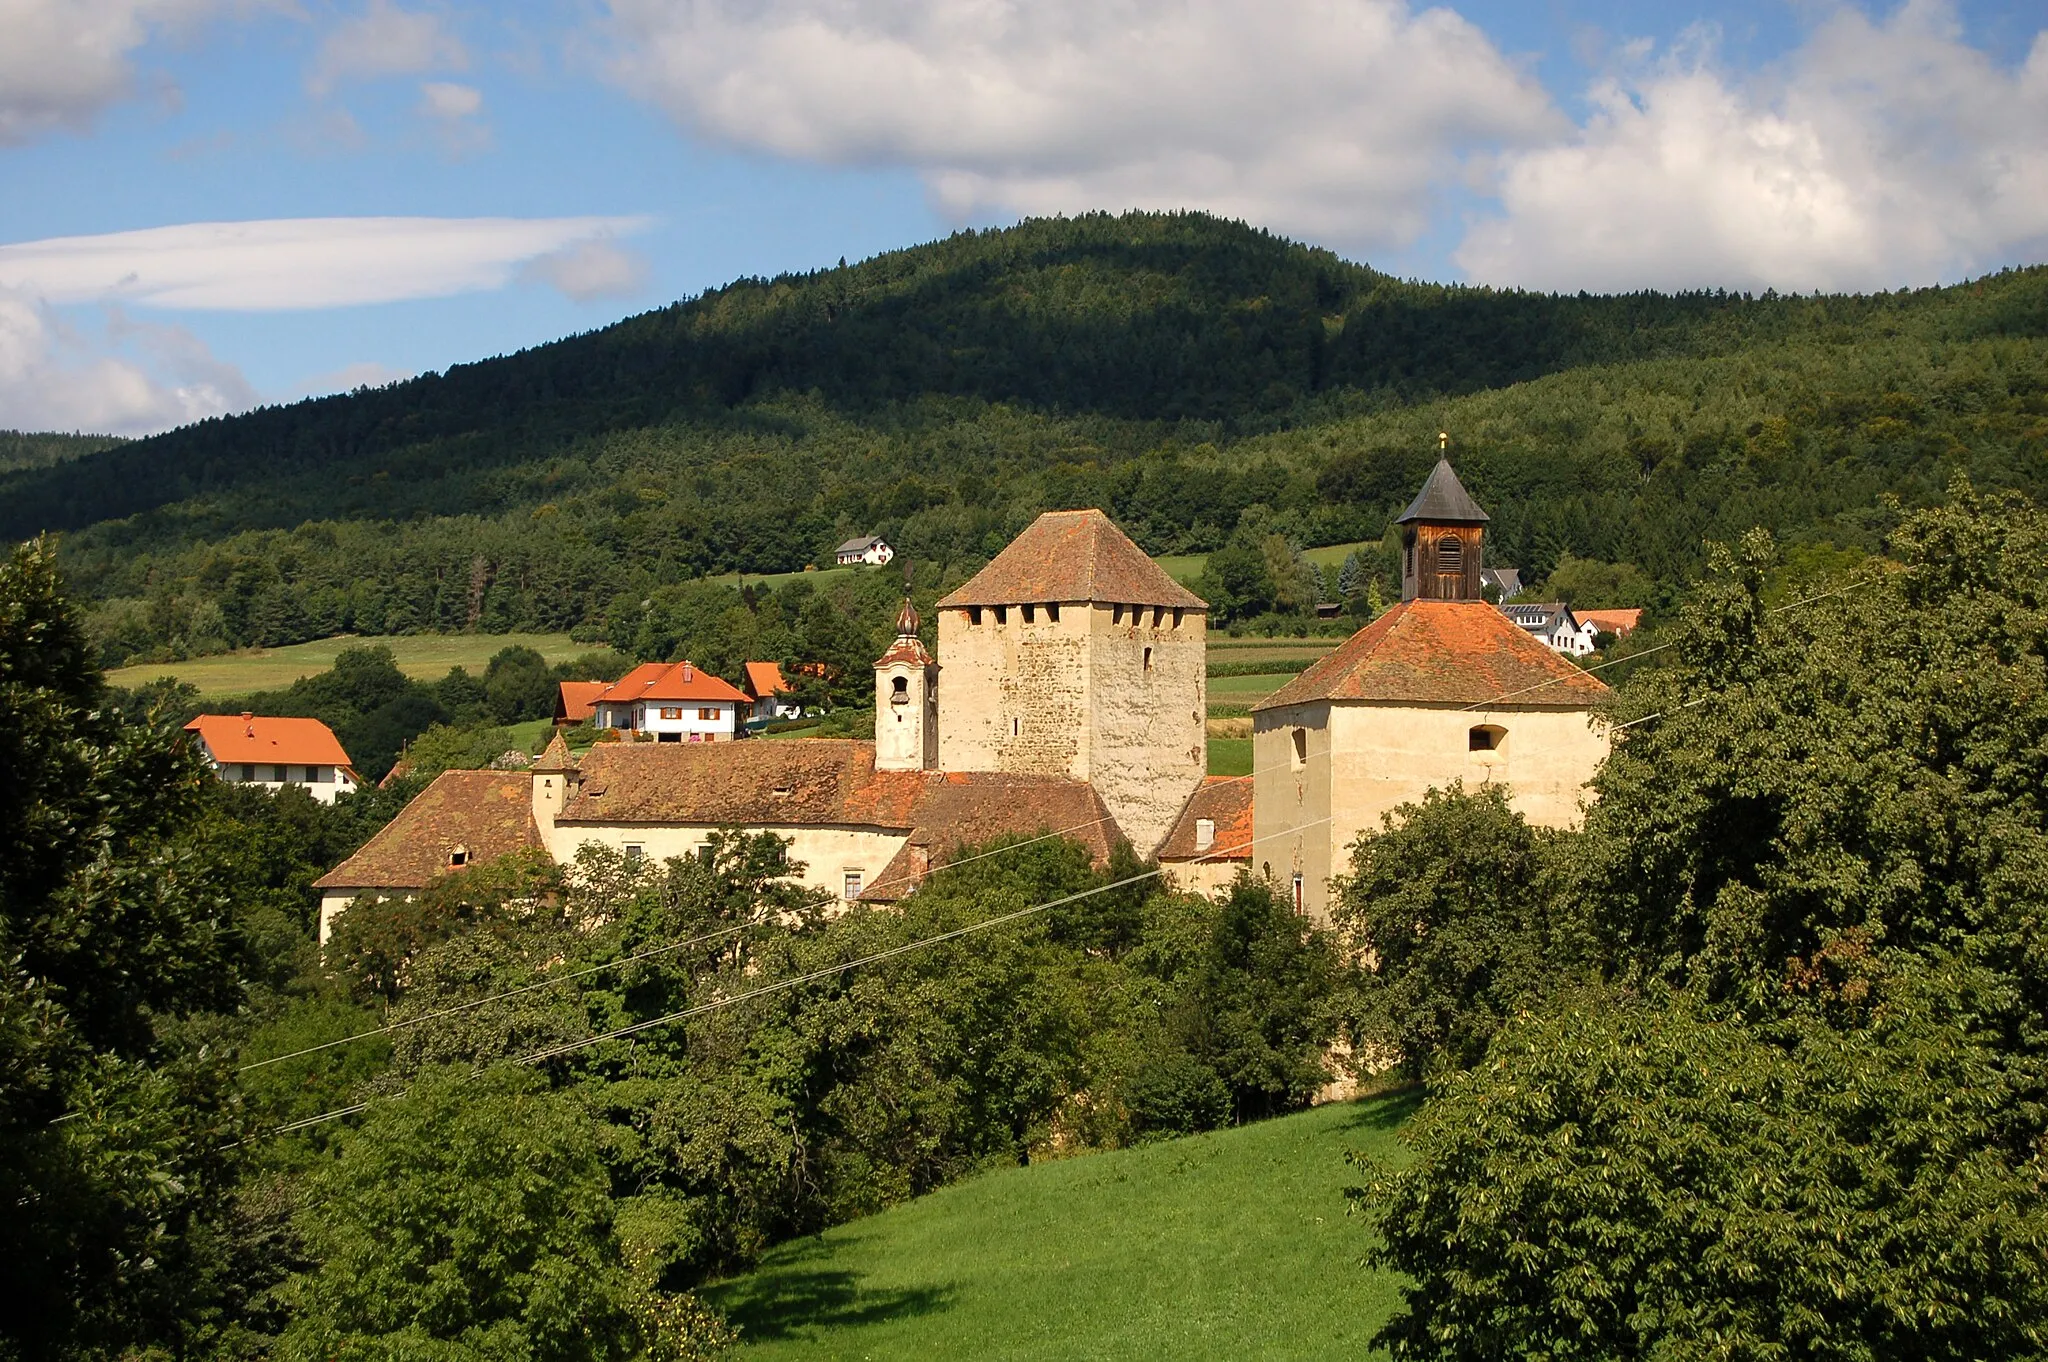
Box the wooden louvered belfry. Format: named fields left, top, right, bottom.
left=1397, top=441, right=1489, bottom=603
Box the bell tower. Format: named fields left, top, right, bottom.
left=875, top=566, right=938, bottom=772
left=1398, top=437, right=1489, bottom=602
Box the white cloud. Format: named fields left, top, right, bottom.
left=1456, top=1, right=2048, bottom=292
left=308, top=0, right=465, bottom=96
left=0, top=0, right=227, bottom=145
left=292, top=358, right=415, bottom=399
left=518, top=237, right=650, bottom=302
left=418, top=79, right=481, bottom=119
left=0, top=216, right=653, bottom=312
left=0, top=286, right=256, bottom=435
left=601, top=0, right=1562, bottom=248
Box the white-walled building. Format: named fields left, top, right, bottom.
left=592, top=661, right=748, bottom=740
left=185, top=713, right=360, bottom=804
left=835, top=535, right=895, bottom=566
left=1500, top=601, right=1594, bottom=656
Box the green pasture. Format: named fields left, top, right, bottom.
left=707, top=1093, right=1416, bottom=1361
left=1208, top=736, right=1253, bottom=776
left=105, top=633, right=585, bottom=699
left=1157, top=540, right=1377, bottom=588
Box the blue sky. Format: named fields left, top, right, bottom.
left=1, top=0, right=2043, bottom=434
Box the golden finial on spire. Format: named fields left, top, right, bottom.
left=1438, top=431, right=1449, bottom=454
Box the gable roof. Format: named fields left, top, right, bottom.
left=186, top=714, right=353, bottom=769
left=595, top=662, right=667, bottom=705
left=1157, top=777, right=1255, bottom=863
left=837, top=535, right=886, bottom=553
left=937, top=509, right=1205, bottom=610
left=555, top=680, right=606, bottom=724
left=1500, top=601, right=1576, bottom=632
left=867, top=773, right=1124, bottom=901
left=597, top=661, right=746, bottom=706
left=313, top=769, right=541, bottom=891
left=1577, top=608, right=1643, bottom=636
left=1255, top=600, right=1609, bottom=710
left=743, top=661, right=790, bottom=699
left=560, top=739, right=929, bottom=827
left=1480, top=566, right=1523, bottom=595
left=1397, top=459, right=1490, bottom=525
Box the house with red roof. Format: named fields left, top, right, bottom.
left=185, top=713, right=360, bottom=804
left=591, top=660, right=749, bottom=741
left=742, top=660, right=803, bottom=721
left=1253, top=460, right=1612, bottom=921
left=554, top=679, right=607, bottom=727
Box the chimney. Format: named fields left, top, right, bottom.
left=681, top=661, right=694, bottom=681
left=242, top=711, right=254, bottom=736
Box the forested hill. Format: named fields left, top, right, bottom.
left=7, top=210, right=2047, bottom=668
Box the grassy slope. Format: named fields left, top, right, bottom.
left=707, top=1094, right=1416, bottom=1361
left=1208, top=737, right=1253, bottom=776
left=105, top=632, right=584, bottom=697
left=1158, top=540, right=1379, bottom=588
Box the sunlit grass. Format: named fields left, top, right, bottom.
left=105, top=633, right=586, bottom=698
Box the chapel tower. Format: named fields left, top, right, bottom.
left=934, top=509, right=1207, bottom=854
left=874, top=584, right=939, bottom=772
left=1398, top=444, right=1489, bottom=602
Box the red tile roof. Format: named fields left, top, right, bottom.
left=555, top=680, right=606, bottom=724
left=598, top=661, right=746, bottom=705
left=1256, top=600, right=1610, bottom=710
left=937, top=509, right=1206, bottom=610
left=314, top=769, right=541, bottom=891
left=186, top=714, right=353, bottom=769
left=869, top=772, right=1124, bottom=900
left=561, top=739, right=929, bottom=827
left=1156, top=776, right=1254, bottom=862
left=1577, top=608, right=1643, bottom=637
left=743, top=661, right=790, bottom=699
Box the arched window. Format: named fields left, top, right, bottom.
left=891, top=675, right=909, bottom=705
left=1469, top=724, right=1506, bottom=752
left=1437, top=536, right=1463, bottom=574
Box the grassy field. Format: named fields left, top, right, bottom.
left=1157, top=540, right=1377, bottom=589
left=1208, top=736, right=1253, bottom=776
left=105, top=633, right=586, bottom=698
left=1209, top=672, right=1298, bottom=698
left=706, top=1094, right=1416, bottom=1361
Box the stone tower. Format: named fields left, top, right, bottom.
left=934, top=509, right=1207, bottom=855
left=874, top=590, right=938, bottom=772
left=1397, top=457, right=1489, bottom=602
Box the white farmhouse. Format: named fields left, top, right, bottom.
left=835, top=535, right=895, bottom=566
left=1500, top=601, right=1594, bottom=656
left=592, top=660, right=748, bottom=740
left=184, top=713, right=360, bottom=803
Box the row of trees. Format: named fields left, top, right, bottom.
left=1338, top=484, right=2048, bottom=1358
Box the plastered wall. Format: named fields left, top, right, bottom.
left=1254, top=700, right=1608, bottom=922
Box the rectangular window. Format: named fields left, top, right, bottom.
left=1011, top=716, right=1020, bottom=737
left=995, top=605, right=1007, bottom=625
left=969, top=606, right=982, bottom=625
left=660, top=706, right=683, bottom=720
left=1172, top=607, right=1183, bottom=628
left=1153, top=606, right=1165, bottom=627
left=1112, top=603, right=1124, bottom=624
left=1292, top=873, right=1305, bottom=914
left=1023, top=604, right=1036, bottom=623
left=698, top=707, right=719, bottom=721
left=1047, top=603, right=1059, bottom=622
left=624, top=844, right=644, bottom=864
left=844, top=870, right=864, bottom=899
left=311, top=765, right=330, bottom=783
left=1291, top=728, right=1308, bottom=770
left=697, top=845, right=715, bottom=866
left=240, top=763, right=254, bottom=781
left=1143, top=646, right=1153, bottom=672
left=271, top=765, right=286, bottom=783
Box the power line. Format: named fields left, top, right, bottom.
left=231, top=814, right=1332, bottom=1145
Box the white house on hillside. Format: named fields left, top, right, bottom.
left=185, top=714, right=360, bottom=803
left=593, top=661, right=749, bottom=740
left=835, top=535, right=895, bottom=566
left=1500, top=602, right=1594, bottom=656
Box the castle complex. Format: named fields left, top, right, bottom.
left=316, top=466, right=1612, bottom=937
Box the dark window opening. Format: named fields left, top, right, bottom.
left=1047, top=603, right=1060, bottom=622
left=995, top=605, right=1007, bottom=625
left=1437, top=536, right=1463, bottom=573
left=1023, top=604, right=1036, bottom=623
left=1470, top=724, right=1506, bottom=752
left=891, top=675, right=909, bottom=704
left=969, top=606, right=982, bottom=625
left=1112, top=603, right=1124, bottom=624
left=1172, top=607, right=1183, bottom=627
left=1153, top=606, right=1165, bottom=626
left=1143, top=646, right=1153, bottom=672
left=449, top=846, right=469, bottom=868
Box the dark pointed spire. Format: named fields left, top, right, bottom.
left=1397, top=458, right=1489, bottom=525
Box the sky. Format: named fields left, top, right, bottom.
left=0, top=0, right=2043, bottom=436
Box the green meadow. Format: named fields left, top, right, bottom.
left=105, top=632, right=586, bottom=698
left=706, top=1094, right=1416, bottom=1362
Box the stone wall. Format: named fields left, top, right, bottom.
left=1085, top=601, right=1206, bottom=855
left=937, top=603, right=1091, bottom=778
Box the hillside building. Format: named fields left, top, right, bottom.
left=185, top=713, right=359, bottom=803
left=1254, top=461, right=1610, bottom=922
left=835, top=535, right=895, bottom=566
left=315, top=508, right=1219, bottom=940
left=592, top=660, right=748, bottom=740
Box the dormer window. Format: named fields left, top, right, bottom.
left=1195, top=818, right=1215, bottom=851
left=448, top=845, right=469, bottom=868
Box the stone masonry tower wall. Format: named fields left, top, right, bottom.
left=933, top=510, right=1208, bottom=856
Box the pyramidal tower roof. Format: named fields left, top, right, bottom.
left=1397, top=459, right=1490, bottom=525
left=937, top=509, right=1206, bottom=609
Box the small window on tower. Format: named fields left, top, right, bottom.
left=970, top=606, right=983, bottom=625
left=1143, top=646, right=1153, bottom=672
left=1291, top=728, right=1308, bottom=769
left=1292, top=873, right=1305, bottom=914
left=1437, top=536, right=1463, bottom=573
left=1011, top=716, right=1020, bottom=738
left=891, top=676, right=909, bottom=704
left=1023, top=604, right=1036, bottom=623
left=1047, top=603, right=1060, bottom=622
left=1112, top=604, right=1124, bottom=625
left=1153, top=606, right=1165, bottom=627
left=995, top=605, right=1008, bottom=625
left=1470, top=724, right=1506, bottom=752
left=1172, top=607, right=1183, bottom=628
